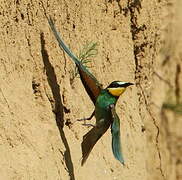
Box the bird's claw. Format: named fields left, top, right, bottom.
left=82, top=123, right=96, bottom=128
left=72, top=118, right=88, bottom=124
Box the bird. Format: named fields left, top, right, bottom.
left=48, top=17, right=134, bottom=166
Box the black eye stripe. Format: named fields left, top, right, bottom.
left=108, top=83, right=119, bottom=88
left=107, top=82, right=134, bottom=88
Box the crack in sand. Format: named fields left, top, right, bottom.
left=0, top=87, right=14, bottom=115
left=175, top=64, right=181, bottom=104
left=139, top=84, right=166, bottom=180
left=127, top=0, right=166, bottom=179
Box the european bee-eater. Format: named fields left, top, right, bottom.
left=48, top=18, right=133, bottom=166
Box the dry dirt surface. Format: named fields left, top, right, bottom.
left=0, top=0, right=181, bottom=180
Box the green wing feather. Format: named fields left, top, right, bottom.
left=48, top=17, right=102, bottom=104
left=110, top=105, right=125, bottom=164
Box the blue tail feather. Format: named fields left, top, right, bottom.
left=48, top=18, right=81, bottom=66
left=111, top=117, right=124, bottom=164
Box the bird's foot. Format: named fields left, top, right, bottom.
left=73, top=111, right=95, bottom=124
left=77, top=111, right=95, bottom=122
left=82, top=123, right=96, bottom=128
left=72, top=117, right=89, bottom=124
left=77, top=117, right=91, bottom=122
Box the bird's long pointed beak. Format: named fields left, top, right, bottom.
left=125, top=82, right=134, bottom=87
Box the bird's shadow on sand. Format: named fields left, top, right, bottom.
left=40, top=32, right=75, bottom=180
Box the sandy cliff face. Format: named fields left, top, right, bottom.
left=0, top=0, right=181, bottom=180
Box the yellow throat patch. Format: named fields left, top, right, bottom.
left=108, top=87, right=126, bottom=97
